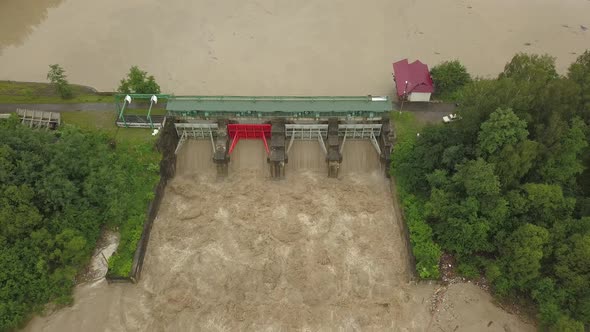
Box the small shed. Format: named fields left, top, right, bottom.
left=392, top=59, right=435, bottom=102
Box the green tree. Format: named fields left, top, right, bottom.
left=518, top=183, right=575, bottom=228
left=118, top=66, right=161, bottom=94
left=427, top=159, right=507, bottom=255
left=495, top=54, right=559, bottom=125
left=490, top=140, right=538, bottom=190
left=430, top=60, right=471, bottom=99
left=392, top=124, right=468, bottom=195
left=477, top=108, right=528, bottom=157
left=499, top=53, right=558, bottom=83
left=567, top=50, right=590, bottom=122
left=500, top=223, right=549, bottom=290
left=0, top=121, right=161, bottom=331
left=400, top=194, right=441, bottom=279
left=47, top=64, right=73, bottom=99
left=537, top=78, right=582, bottom=125
left=453, top=78, right=536, bottom=139
left=555, top=227, right=590, bottom=322
left=0, top=185, right=43, bottom=244
left=391, top=51, right=590, bottom=329
left=538, top=118, right=588, bottom=187
left=50, top=229, right=88, bottom=267
left=0, top=145, right=15, bottom=187
left=550, top=315, right=584, bottom=332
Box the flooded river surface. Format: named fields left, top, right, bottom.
left=1, top=0, right=589, bottom=95
left=24, top=141, right=534, bottom=331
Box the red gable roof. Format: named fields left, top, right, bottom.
left=392, top=59, right=435, bottom=97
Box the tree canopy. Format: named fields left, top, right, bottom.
left=0, top=118, right=160, bottom=331
left=47, top=64, right=73, bottom=99
left=118, top=66, right=161, bottom=94
left=392, top=51, right=590, bottom=330
left=430, top=60, right=471, bottom=100
left=567, top=50, right=590, bottom=123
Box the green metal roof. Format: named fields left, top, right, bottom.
left=166, top=96, right=392, bottom=114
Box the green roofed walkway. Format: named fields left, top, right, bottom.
left=166, top=95, right=393, bottom=119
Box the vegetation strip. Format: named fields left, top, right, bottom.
left=106, top=120, right=178, bottom=282
left=391, top=112, right=442, bottom=279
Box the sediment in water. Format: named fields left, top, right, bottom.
left=175, top=140, right=215, bottom=176
left=24, top=138, right=534, bottom=332
left=138, top=139, right=411, bottom=329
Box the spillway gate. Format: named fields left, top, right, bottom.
left=166, top=95, right=394, bottom=178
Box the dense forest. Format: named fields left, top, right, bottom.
left=393, top=51, right=590, bottom=330
left=0, top=117, right=160, bottom=331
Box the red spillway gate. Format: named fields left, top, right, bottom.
left=227, top=124, right=271, bottom=155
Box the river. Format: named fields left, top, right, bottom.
left=1, top=0, right=589, bottom=95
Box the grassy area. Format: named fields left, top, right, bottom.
left=61, top=111, right=158, bottom=143
left=0, top=81, right=114, bottom=103
left=391, top=111, right=425, bottom=141
left=61, top=111, right=115, bottom=129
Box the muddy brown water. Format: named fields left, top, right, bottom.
left=5, top=0, right=564, bottom=328
left=1, top=0, right=589, bottom=94
left=25, top=140, right=534, bottom=331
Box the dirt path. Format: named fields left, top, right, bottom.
left=25, top=140, right=534, bottom=331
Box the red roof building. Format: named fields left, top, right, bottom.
left=392, top=59, right=435, bottom=102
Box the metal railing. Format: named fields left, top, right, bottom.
left=174, top=123, right=218, bottom=139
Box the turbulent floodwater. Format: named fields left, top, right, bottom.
left=27, top=141, right=415, bottom=330
left=1, top=0, right=589, bottom=95
left=24, top=141, right=534, bottom=331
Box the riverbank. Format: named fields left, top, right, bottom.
left=0, top=81, right=110, bottom=103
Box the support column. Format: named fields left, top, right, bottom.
left=327, top=118, right=342, bottom=178
left=269, top=119, right=286, bottom=179
left=379, top=117, right=395, bottom=177
left=213, top=119, right=230, bottom=177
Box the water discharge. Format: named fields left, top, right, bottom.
left=25, top=141, right=534, bottom=331
left=286, top=141, right=326, bottom=173
left=177, top=139, right=385, bottom=178
left=175, top=140, right=215, bottom=177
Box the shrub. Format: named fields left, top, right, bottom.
left=118, top=66, right=161, bottom=94
left=485, top=261, right=502, bottom=283
left=430, top=60, right=471, bottom=100
left=458, top=261, right=480, bottom=279
left=551, top=315, right=584, bottom=332
left=493, top=277, right=512, bottom=297
left=401, top=193, right=441, bottom=279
